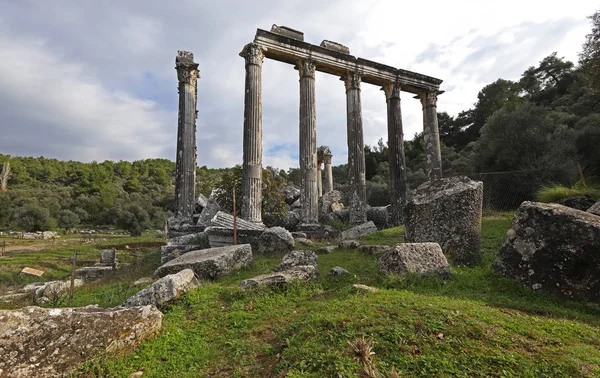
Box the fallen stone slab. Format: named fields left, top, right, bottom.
left=295, top=237, right=314, bottom=247
left=352, top=284, right=379, bottom=293
left=167, top=215, right=205, bottom=238
left=256, top=227, right=295, bottom=254
left=359, top=245, right=393, bottom=255
left=0, top=305, right=162, bottom=378
left=341, top=221, right=378, bottom=240
left=209, top=211, right=265, bottom=231
left=155, top=244, right=253, bottom=279
left=160, top=243, right=209, bottom=265
left=587, top=201, right=600, bottom=216
left=316, top=245, right=336, bottom=254
left=122, top=269, right=199, bottom=307
left=338, top=240, right=360, bottom=249
left=205, top=227, right=264, bottom=248
left=196, top=190, right=222, bottom=228
left=329, top=266, right=350, bottom=277
left=240, top=265, right=319, bottom=290
left=23, top=279, right=85, bottom=299
left=405, top=176, right=483, bottom=265
left=493, top=201, right=600, bottom=302
left=76, top=265, right=113, bottom=279
left=274, top=250, right=318, bottom=272
left=20, top=267, right=44, bottom=277
left=166, top=232, right=209, bottom=247
left=378, top=243, right=451, bottom=278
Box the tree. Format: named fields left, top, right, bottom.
left=115, top=204, right=151, bottom=236
left=574, top=114, right=600, bottom=179
left=14, top=204, right=56, bottom=232
left=0, top=193, right=11, bottom=226
left=57, top=209, right=80, bottom=234
left=579, top=9, right=600, bottom=93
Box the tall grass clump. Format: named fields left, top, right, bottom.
left=536, top=181, right=600, bottom=203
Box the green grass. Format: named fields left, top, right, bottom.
left=536, top=182, right=600, bottom=203
left=67, top=212, right=600, bottom=377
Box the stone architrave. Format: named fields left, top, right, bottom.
left=344, top=71, right=367, bottom=225
left=383, top=81, right=408, bottom=226
left=419, top=91, right=442, bottom=180
left=298, top=59, right=319, bottom=224
left=405, top=176, right=483, bottom=265
left=240, top=43, right=266, bottom=224
left=174, top=51, right=199, bottom=221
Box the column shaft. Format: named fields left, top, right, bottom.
left=174, top=51, right=199, bottom=221
left=323, top=156, right=333, bottom=193
left=317, top=165, right=323, bottom=197
left=421, top=91, right=442, bottom=179
left=240, top=43, right=265, bottom=223
left=383, top=82, right=408, bottom=225
left=299, top=59, right=318, bottom=224
left=344, top=72, right=367, bottom=225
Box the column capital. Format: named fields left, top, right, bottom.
left=298, top=59, right=316, bottom=78
left=239, top=43, right=266, bottom=67
left=382, top=81, right=401, bottom=101
left=342, top=71, right=361, bottom=92
left=175, top=51, right=199, bottom=84
left=419, top=90, right=438, bottom=109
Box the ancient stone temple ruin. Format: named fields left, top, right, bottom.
left=239, top=25, right=443, bottom=227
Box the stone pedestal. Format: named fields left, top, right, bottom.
left=299, top=59, right=318, bottom=224
left=420, top=91, right=442, bottom=180
left=240, top=43, right=265, bottom=224
left=383, top=82, right=408, bottom=226
left=344, top=72, right=367, bottom=225
left=174, top=51, right=199, bottom=221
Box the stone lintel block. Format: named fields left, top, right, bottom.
left=270, top=24, right=304, bottom=41
left=320, top=40, right=350, bottom=54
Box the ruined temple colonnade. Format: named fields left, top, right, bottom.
left=240, top=25, right=444, bottom=226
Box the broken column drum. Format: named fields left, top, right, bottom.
left=174, top=51, right=199, bottom=220
left=345, top=71, right=367, bottom=225
left=299, top=59, right=319, bottom=224
left=239, top=26, right=444, bottom=225
left=383, top=81, right=408, bottom=226
left=240, top=43, right=266, bottom=224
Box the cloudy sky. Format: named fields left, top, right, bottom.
left=0, top=0, right=597, bottom=170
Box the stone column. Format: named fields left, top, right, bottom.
left=344, top=71, right=367, bottom=225
left=317, top=164, right=323, bottom=197
left=240, top=43, right=265, bottom=224
left=322, top=152, right=333, bottom=194
left=298, top=59, right=318, bottom=224
left=383, top=81, right=408, bottom=226
left=174, top=51, right=199, bottom=221
left=420, top=91, right=442, bottom=180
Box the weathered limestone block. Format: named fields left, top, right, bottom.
left=367, top=206, right=390, bottom=230
left=210, top=211, right=266, bottom=230
left=295, top=237, right=314, bottom=247
left=329, top=266, right=350, bottom=277
left=122, top=269, right=199, bottom=307
left=205, top=227, right=264, bottom=248
left=196, top=193, right=208, bottom=211
left=493, top=202, right=600, bottom=302
left=378, top=243, right=451, bottom=278
left=349, top=191, right=367, bottom=226
left=75, top=266, right=113, bottom=279
left=557, top=195, right=596, bottom=211
left=338, top=240, right=360, bottom=249
left=240, top=265, right=318, bottom=290
left=23, top=279, right=85, bottom=300
left=256, top=227, right=295, bottom=254
left=270, top=24, right=304, bottom=41
left=341, top=221, right=378, bottom=240
left=319, top=40, right=350, bottom=54
left=586, top=201, right=600, bottom=216
left=99, top=248, right=117, bottom=266
left=274, top=250, right=318, bottom=272
left=359, top=245, right=392, bottom=255
left=196, top=190, right=222, bottom=227
left=161, top=243, right=209, bottom=265
left=316, top=245, right=336, bottom=254
left=319, top=190, right=343, bottom=220
left=166, top=232, right=208, bottom=247
left=405, top=176, right=483, bottom=265
left=155, top=244, right=253, bottom=279
left=282, top=211, right=301, bottom=231
left=0, top=305, right=162, bottom=377
left=282, top=186, right=301, bottom=205
left=167, top=216, right=205, bottom=238
left=291, top=232, right=307, bottom=239
left=297, top=222, right=339, bottom=239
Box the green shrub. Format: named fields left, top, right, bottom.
left=536, top=182, right=600, bottom=203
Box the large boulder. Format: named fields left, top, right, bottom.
left=122, top=269, right=199, bottom=307
left=378, top=243, right=451, bottom=278
left=240, top=265, right=319, bottom=290
left=557, top=195, right=596, bottom=211
left=318, top=190, right=343, bottom=220
left=587, top=201, right=600, bottom=216
left=493, top=201, right=600, bottom=302
left=0, top=305, right=162, bottom=377
left=256, top=227, right=295, bottom=254
left=155, top=244, right=253, bottom=279
left=405, top=176, right=483, bottom=265
left=341, top=221, right=378, bottom=240
left=274, top=250, right=318, bottom=272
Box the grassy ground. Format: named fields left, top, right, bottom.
left=56, top=212, right=598, bottom=377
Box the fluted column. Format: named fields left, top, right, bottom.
left=240, top=43, right=265, bottom=223
left=174, top=51, right=199, bottom=221
left=383, top=81, right=408, bottom=226
left=420, top=91, right=442, bottom=180
left=298, top=59, right=318, bottom=224
left=317, top=164, right=323, bottom=197
left=323, top=153, right=333, bottom=193
left=344, top=71, right=367, bottom=225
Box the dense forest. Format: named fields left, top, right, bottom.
left=1, top=9, right=598, bottom=233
